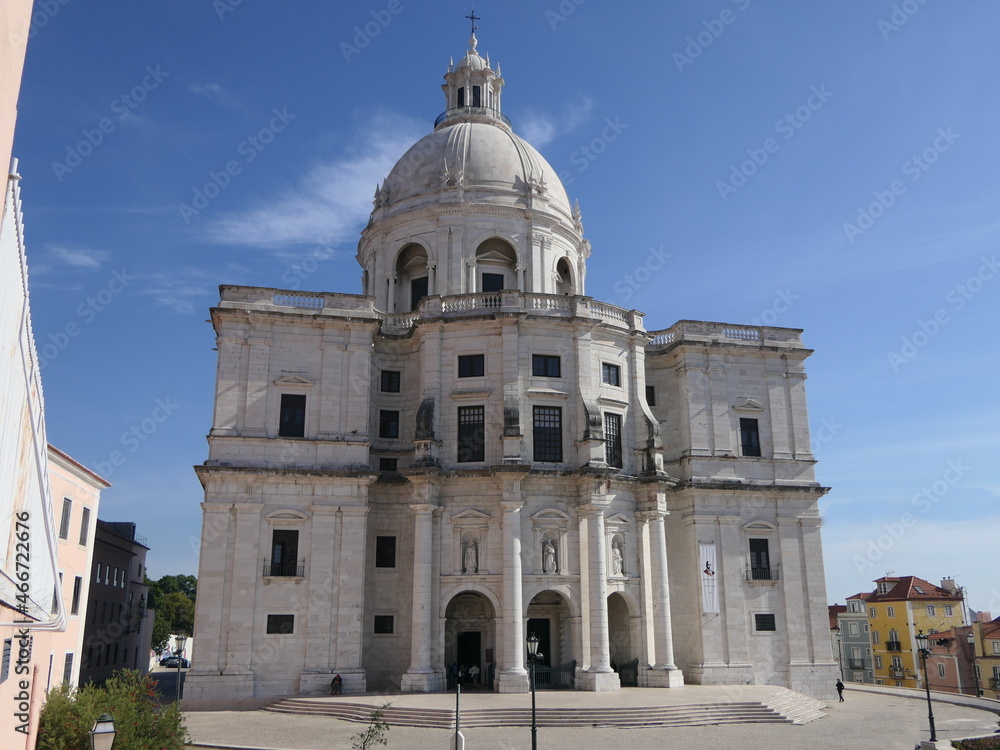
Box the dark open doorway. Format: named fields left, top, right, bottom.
left=526, top=618, right=551, bottom=665
left=457, top=631, right=481, bottom=685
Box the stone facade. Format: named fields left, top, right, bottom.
left=187, top=32, right=838, bottom=702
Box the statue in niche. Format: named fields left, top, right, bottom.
left=611, top=541, right=624, bottom=576
left=542, top=538, right=558, bottom=574
left=463, top=539, right=478, bottom=574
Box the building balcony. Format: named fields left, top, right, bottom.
left=848, top=659, right=865, bottom=670
left=746, top=565, right=780, bottom=582
left=890, top=667, right=906, bottom=679
left=886, top=641, right=902, bottom=651
left=990, top=678, right=1000, bottom=691
left=262, top=561, right=304, bottom=578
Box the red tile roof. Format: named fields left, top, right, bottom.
left=983, top=616, right=1000, bottom=640
left=846, top=592, right=872, bottom=602
left=829, top=604, right=847, bottom=629
left=867, top=575, right=963, bottom=603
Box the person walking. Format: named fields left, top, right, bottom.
left=836, top=679, right=845, bottom=702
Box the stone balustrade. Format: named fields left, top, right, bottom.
left=647, top=320, right=805, bottom=349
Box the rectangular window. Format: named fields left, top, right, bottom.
left=96, top=562, right=102, bottom=584
left=374, top=615, right=395, bottom=634
left=739, top=418, right=761, bottom=457
left=458, top=354, right=485, bottom=378
left=926, top=605, right=936, bottom=616
left=379, top=410, right=400, bottom=439
left=891, top=656, right=902, bottom=669
left=604, top=413, right=623, bottom=468
left=52, top=573, right=62, bottom=613
left=59, top=498, right=72, bottom=539
left=887, top=606, right=895, bottom=618
left=874, top=655, right=882, bottom=669
left=278, top=394, right=306, bottom=437
left=938, top=663, right=946, bottom=679
left=269, top=530, right=300, bottom=576
left=79, top=507, right=91, bottom=546
left=993, top=642, right=1000, bottom=655
left=532, top=354, right=561, bottom=378
left=71, top=577, right=82, bottom=615
left=754, top=613, right=777, bottom=631
left=481, top=273, right=504, bottom=292
left=379, top=457, right=398, bottom=471
left=601, top=362, right=621, bottom=386
left=1, top=639, right=10, bottom=683
left=944, top=605, right=953, bottom=617
left=532, top=406, right=563, bottom=462
left=645, top=385, right=656, bottom=406
left=872, top=631, right=880, bottom=644
left=875, top=678, right=884, bottom=685
left=870, top=607, right=876, bottom=618
left=266, top=614, right=295, bottom=634
left=472, top=85, right=481, bottom=108
left=457, top=406, right=486, bottom=463
left=113, top=643, right=119, bottom=664
left=410, top=276, right=428, bottom=311
left=113, top=568, right=119, bottom=587
left=849, top=622, right=859, bottom=637
left=375, top=536, right=396, bottom=568
left=457, top=86, right=465, bottom=108
left=380, top=370, right=401, bottom=392
left=749, top=538, right=771, bottom=580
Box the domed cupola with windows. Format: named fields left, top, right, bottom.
left=357, top=23, right=591, bottom=312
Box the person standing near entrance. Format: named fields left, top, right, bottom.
left=470, top=663, right=480, bottom=689
left=836, top=679, right=845, bottom=701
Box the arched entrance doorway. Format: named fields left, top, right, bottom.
left=608, top=592, right=638, bottom=686
left=526, top=590, right=576, bottom=689
left=444, top=592, right=496, bottom=690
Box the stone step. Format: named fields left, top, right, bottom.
left=262, top=698, right=798, bottom=728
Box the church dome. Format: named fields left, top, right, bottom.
left=380, top=121, right=572, bottom=218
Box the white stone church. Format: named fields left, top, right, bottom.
left=187, top=31, right=838, bottom=701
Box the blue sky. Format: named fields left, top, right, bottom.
left=15, top=2, right=1000, bottom=611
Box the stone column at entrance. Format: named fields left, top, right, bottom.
left=578, top=484, right=620, bottom=692
left=643, top=504, right=684, bottom=687
left=496, top=478, right=529, bottom=693
left=401, top=501, right=443, bottom=692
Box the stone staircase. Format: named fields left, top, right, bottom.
left=264, top=691, right=826, bottom=728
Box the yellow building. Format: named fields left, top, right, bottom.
left=865, top=575, right=965, bottom=689
left=971, top=616, right=1000, bottom=699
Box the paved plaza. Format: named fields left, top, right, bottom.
left=183, top=686, right=1000, bottom=750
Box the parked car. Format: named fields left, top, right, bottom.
left=159, top=656, right=191, bottom=668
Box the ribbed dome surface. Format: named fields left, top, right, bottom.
left=381, top=121, right=571, bottom=217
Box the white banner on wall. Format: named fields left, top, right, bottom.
left=699, top=543, right=718, bottom=613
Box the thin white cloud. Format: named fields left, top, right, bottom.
left=201, top=112, right=424, bottom=250
left=190, top=83, right=244, bottom=111
left=46, top=244, right=111, bottom=271
left=519, top=94, right=595, bottom=149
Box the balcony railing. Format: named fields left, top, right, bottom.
left=886, top=641, right=902, bottom=652
left=434, top=106, right=511, bottom=128
left=890, top=667, right=906, bottom=678
left=990, top=678, right=1000, bottom=691
left=746, top=565, right=780, bottom=581
left=848, top=659, right=865, bottom=670
left=262, top=561, right=304, bottom=578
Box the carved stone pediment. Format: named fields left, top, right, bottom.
left=274, top=373, right=314, bottom=387
left=733, top=398, right=764, bottom=412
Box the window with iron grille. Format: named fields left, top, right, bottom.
left=266, top=614, right=295, bottom=634
left=532, top=354, right=561, bottom=377
left=604, top=413, right=623, bottom=468
left=380, top=370, right=401, bottom=392
left=739, top=418, right=761, bottom=456
left=457, top=406, right=485, bottom=462
left=533, top=406, right=562, bottom=462
left=374, top=615, right=394, bottom=634
left=278, top=394, right=306, bottom=437
left=375, top=536, right=396, bottom=568
left=268, top=530, right=300, bottom=576
left=749, top=538, right=772, bottom=579
left=379, top=410, right=400, bottom=439
left=601, top=362, right=621, bottom=386
left=458, top=354, right=485, bottom=377
left=755, top=613, right=777, bottom=631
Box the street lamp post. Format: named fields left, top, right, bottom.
left=175, top=635, right=188, bottom=704
left=967, top=631, right=980, bottom=697
left=915, top=630, right=937, bottom=743
left=90, top=713, right=116, bottom=750
left=527, top=633, right=541, bottom=750
left=836, top=633, right=844, bottom=680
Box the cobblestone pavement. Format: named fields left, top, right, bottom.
left=184, top=687, right=1000, bottom=750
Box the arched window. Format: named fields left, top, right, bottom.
left=395, top=243, right=429, bottom=311
left=555, top=257, right=574, bottom=295
left=475, top=238, right=517, bottom=292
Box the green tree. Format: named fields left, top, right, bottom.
left=351, top=703, right=391, bottom=750
left=37, top=670, right=186, bottom=750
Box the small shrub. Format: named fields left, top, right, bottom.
left=953, top=738, right=1000, bottom=750
left=37, top=670, right=187, bottom=750
left=351, top=702, right=392, bottom=750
